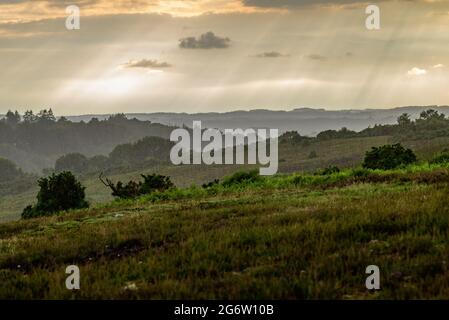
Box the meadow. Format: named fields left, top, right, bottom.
left=0, top=134, right=434, bottom=222
left=1, top=164, right=449, bottom=299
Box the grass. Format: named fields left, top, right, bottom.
left=1, top=133, right=449, bottom=222
left=2, top=165, right=449, bottom=299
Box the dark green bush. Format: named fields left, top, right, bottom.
left=222, top=170, right=261, bottom=187
left=316, top=165, right=340, bottom=175
left=202, top=179, right=220, bottom=189
left=430, top=152, right=449, bottom=165
left=102, top=173, right=175, bottom=199
left=22, top=171, right=89, bottom=219
left=140, top=174, right=175, bottom=194
left=362, top=144, right=416, bottom=170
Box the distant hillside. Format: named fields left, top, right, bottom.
left=0, top=111, right=178, bottom=173
left=64, top=105, right=449, bottom=136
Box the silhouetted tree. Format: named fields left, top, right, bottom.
left=363, top=144, right=416, bottom=170
left=0, top=158, right=22, bottom=182
left=4, top=110, right=21, bottom=126
left=397, top=113, right=412, bottom=126
left=55, top=153, right=88, bottom=174
left=22, top=171, right=89, bottom=219
left=419, top=109, right=445, bottom=121
left=100, top=173, right=175, bottom=199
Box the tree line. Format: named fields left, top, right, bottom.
left=0, top=109, right=177, bottom=173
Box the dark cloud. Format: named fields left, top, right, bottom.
left=306, top=54, right=327, bottom=61
left=179, top=32, right=231, bottom=49
left=123, top=59, right=172, bottom=69
left=254, top=51, right=289, bottom=58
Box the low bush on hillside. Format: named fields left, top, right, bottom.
left=430, top=151, right=449, bottom=165
left=315, top=165, right=340, bottom=176
left=202, top=179, right=220, bottom=189
left=362, top=143, right=417, bottom=170
left=222, top=170, right=261, bottom=187
left=100, top=173, right=175, bottom=199
left=21, top=171, right=89, bottom=219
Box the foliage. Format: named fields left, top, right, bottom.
left=397, top=113, right=412, bottom=126
left=4, top=172, right=449, bottom=299
left=317, top=127, right=357, bottom=140
left=0, top=109, right=177, bottom=173
left=0, top=158, right=23, bottom=182
left=202, top=179, right=220, bottom=189
left=21, top=171, right=89, bottom=219
left=362, top=144, right=417, bottom=170
left=108, top=136, right=173, bottom=167
left=279, top=131, right=313, bottom=146
left=101, top=173, right=175, bottom=199
left=316, top=165, right=340, bottom=175
left=55, top=153, right=89, bottom=174
left=430, top=151, right=449, bottom=165
left=222, top=170, right=261, bottom=187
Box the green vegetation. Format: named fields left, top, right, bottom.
left=2, top=163, right=449, bottom=299
left=363, top=144, right=416, bottom=170
left=3, top=109, right=449, bottom=299
left=21, top=172, right=89, bottom=219
left=100, top=173, right=175, bottom=199
left=430, top=151, right=449, bottom=165
left=0, top=109, right=177, bottom=173
left=0, top=158, right=36, bottom=197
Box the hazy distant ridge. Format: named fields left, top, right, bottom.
left=61, top=106, right=449, bottom=136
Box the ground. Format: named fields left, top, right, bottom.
left=1, top=167, right=449, bottom=299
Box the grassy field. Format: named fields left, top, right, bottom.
left=2, top=165, right=449, bottom=299
left=0, top=134, right=418, bottom=222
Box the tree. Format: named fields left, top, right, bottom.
left=419, top=109, right=445, bottom=121
left=362, top=143, right=417, bottom=170
left=397, top=113, right=411, bottom=126
left=100, top=173, right=175, bottom=199
left=23, top=110, right=37, bottom=123
left=0, top=158, right=22, bottom=182
left=21, top=171, right=89, bottom=219
left=5, top=110, right=21, bottom=125
left=55, top=153, right=88, bottom=174
left=37, top=108, right=56, bottom=122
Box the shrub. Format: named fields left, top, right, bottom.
left=202, top=179, right=220, bottom=189
left=0, top=158, right=23, bottom=182
left=101, top=173, right=175, bottom=199
left=140, top=174, right=175, bottom=194
left=222, top=170, right=261, bottom=187
left=430, top=152, right=449, bottom=165
left=55, top=153, right=89, bottom=174
left=22, top=171, right=89, bottom=219
left=352, top=168, right=370, bottom=178
left=316, top=165, right=340, bottom=175
left=362, top=144, right=417, bottom=170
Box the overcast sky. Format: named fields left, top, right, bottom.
left=1, top=0, right=449, bottom=115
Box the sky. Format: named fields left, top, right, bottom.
left=0, top=0, right=449, bottom=115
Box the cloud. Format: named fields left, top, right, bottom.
left=407, top=67, right=427, bottom=76
left=179, top=32, right=231, bottom=49
left=306, top=54, right=327, bottom=61
left=123, top=59, right=172, bottom=69
left=242, top=0, right=368, bottom=8
left=433, top=64, right=444, bottom=68
left=241, top=0, right=433, bottom=9
left=253, top=51, right=289, bottom=58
